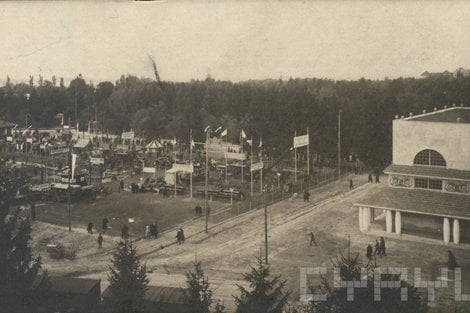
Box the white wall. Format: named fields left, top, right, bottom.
left=393, top=119, right=470, bottom=171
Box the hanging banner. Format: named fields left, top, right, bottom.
left=172, top=163, right=194, bottom=173
left=51, top=148, right=68, bottom=155
left=251, top=161, right=264, bottom=172
left=6, top=136, right=12, bottom=142
left=226, top=152, right=246, bottom=160
left=90, top=157, right=104, bottom=165
left=26, top=138, right=33, bottom=143
left=71, top=154, right=77, bottom=180
left=121, top=131, right=134, bottom=140
left=293, top=134, right=309, bottom=148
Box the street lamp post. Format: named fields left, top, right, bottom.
left=338, top=109, right=342, bottom=181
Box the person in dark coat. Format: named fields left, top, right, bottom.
left=119, top=180, right=124, bottom=191
left=102, top=217, right=109, bottom=231
left=176, top=229, right=182, bottom=245
left=309, top=232, right=318, bottom=246
left=97, top=233, right=103, bottom=248
left=152, top=222, right=158, bottom=238
left=87, top=222, right=93, bottom=234
left=349, top=179, right=354, bottom=190
left=366, top=244, right=373, bottom=260
left=121, top=224, right=129, bottom=239
left=379, top=236, right=386, bottom=256
left=374, top=239, right=380, bottom=256
left=375, top=173, right=380, bottom=184
left=368, top=173, right=373, bottom=183
left=30, top=203, right=36, bottom=221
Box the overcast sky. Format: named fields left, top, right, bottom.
left=2, top=0, right=470, bottom=84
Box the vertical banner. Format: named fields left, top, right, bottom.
left=71, top=153, right=77, bottom=180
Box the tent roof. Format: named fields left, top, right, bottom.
left=145, top=139, right=163, bottom=149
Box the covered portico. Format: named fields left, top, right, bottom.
left=355, top=187, right=470, bottom=244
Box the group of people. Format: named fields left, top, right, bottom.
left=368, top=172, right=380, bottom=184
left=145, top=222, right=159, bottom=239
left=366, top=236, right=387, bottom=260
left=85, top=219, right=108, bottom=249
left=176, top=225, right=185, bottom=244
left=194, top=205, right=210, bottom=217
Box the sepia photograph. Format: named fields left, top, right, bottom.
left=1, top=1, right=470, bottom=312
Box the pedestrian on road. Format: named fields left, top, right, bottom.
left=379, top=236, right=386, bottom=256
left=368, top=173, right=373, bottom=183
left=120, top=180, right=124, bottom=191
left=102, top=217, right=109, bottom=231
left=206, top=206, right=211, bottom=217
left=374, top=239, right=380, bottom=256
left=87, top=222, right=93, bottom=234
left=366, top=244, right=373, bottom=260
left=309, top=231, right=318, bottom=246
left=152, top=222, right=158, bottom=238
left=375, top=173, right=380, bottom=184
left=98, top=233, right=103, bottom=248
left=179, top=227, right=185, bottom=244
left=30, top=203, right=36, bottom=221
left=145, top=225, right=150, bottom=238
left=121, top=224, right=129, bottom=240
left=349, top=179, right=354, bottom=190
left=176, top=229, right=183, bottom=245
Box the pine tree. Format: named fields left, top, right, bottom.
left=234, top=257, right=289, bottom=313
left=0, top=167, right=43, bottom=313
left=305, top=252, right=428, bottom=313
left=107, top=240, right=149, bottom=313
left=185, top=261, right=213, bottom=313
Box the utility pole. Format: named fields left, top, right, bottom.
left=307, top=127, right=310, bottom=187
left=294, top=130, right=297, bottom=181
left=68, top=143, right=72, bottom=232
left=74, top=87, right=78, bottom=127
left=338, top=110, right=342, bottom=181
left=264, top=192, right=268, bottom=264
left=204, top=129, right=210, bottom=233
left=190, top=129, right=193, bottom=198
left=250, top=140, right=253, bottom=196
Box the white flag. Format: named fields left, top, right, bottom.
left=204, top=125, right=210, bottom=133
left=247, top=139, right=253, bottom=146
left=214, top=126, right=222, bottom=133
left=71, top=153, right=77, bottom=180
left=240, top=129, right=247, bottom=139
left=191, top=139, right=195, bottom=148
left=221, top=128, right=228, bottom=137
left=258, top=137, right=263, bottom=148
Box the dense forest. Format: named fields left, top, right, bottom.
left=1, top=74, right=470, bottom=168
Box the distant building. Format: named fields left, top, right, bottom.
left=454, top=67, right=470, bottom=78
left=0, top=119, right=16, bottom=139
left=420, top=70, right=453, bottom=78
left=355, top=105, right=470, bottom=245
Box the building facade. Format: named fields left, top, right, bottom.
left=355, top=105, right=470, bottom=244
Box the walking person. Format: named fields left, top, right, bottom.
left=30, top=203, right=36, bottom=221
left=97, top=233, right=103, bottom=248
left=374, top=239, right=381, bottom=256
left=176, top=228, right=182, bottom=245
left=379, top=236, right=386, bottom=256
left=121, top=224, right=129, bottom=240
left=366, top=244, right=373, bottom=261
left=368, top=173, right=373, bottom=183
left=87, top=222, right=93, bottom=234
left=309, top=231, right=318, bottom=246
left=145, top=225, right=150, bottom=239
left=349, top=179, right=354, bottom=190
left=375, top=173, right=380, bottom=184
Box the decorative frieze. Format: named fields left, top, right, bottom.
left=389, top=175, right=413, bottom=188
left=444, top=181, right=470, bottom=194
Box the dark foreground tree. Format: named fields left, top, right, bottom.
left=0, top=167, right=44, bottom=313
left=234, top=256, right=289, bottom=313
left=305, top=252, right=428, bottom=313
left=186, top=261, right=213, bottom=313
left=107, top=240, right=149, bottom=313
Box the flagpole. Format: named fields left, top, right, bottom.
left=225, top=133, right=228, bottom=184
left=250, top=139, right=253, bottom=196
left=294, top=130, right=297, bottom=182
left=307, top=127, right=310, bottom=187
left=174, top=139, right=177, bottom=198
left=240, top=131, right=244, bottom=183
left=260, top=140, right=263, bottom=194
left=190, top=129, right=193, bottom=198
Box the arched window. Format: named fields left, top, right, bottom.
left=413, top=149, right=446, bottom=167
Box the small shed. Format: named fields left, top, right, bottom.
left=102, top=285, right=191, bottom=313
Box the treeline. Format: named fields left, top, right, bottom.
left=2, top=74, right=470, bottom=168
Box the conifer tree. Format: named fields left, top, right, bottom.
left=234, top=257, right=289, bottom=313
left=0, top=167, right=43, bottom=313
left=185, top=261, right=213, bottom=313
left=107, top=240, right=149, bottom=313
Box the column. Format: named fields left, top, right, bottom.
left=363, top=207, right=370, bottom=231
left=358, top=207, right=364, bottom=231
left=453, top=219, right=460, bottom=244
left=370, top=208, right=375, bottom=223
left=395, top=211, right=402, bottom=235
left=443, top=218, right=450, bottom=244
left=385, top=210, right=393, bottom=233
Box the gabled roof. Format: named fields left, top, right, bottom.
left=102, top=285, right=189, bottom=304
left=0, top=120, right=16, bottom=128
left=384, top=164, right=470, bottom=181
left=33, top=276, right=100, bottom=295
left=355, top=187, right=470, bottom=220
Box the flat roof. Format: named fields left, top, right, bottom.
left=404, top=107, right=470, bottom=123
left=385, top=164, right=470, bottom=181
left=355, top=187, right=470, bottom=220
